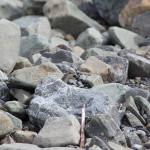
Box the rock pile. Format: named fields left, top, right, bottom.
left=0, top=0, right=149, bottom=150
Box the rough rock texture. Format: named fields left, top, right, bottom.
left=0, top=19, right=21, bottom=73
left=43, top=0, right=105, bottom=36
left=0, top=82, right=9, bottom=101
left=28, top=77, right=131, bottom=127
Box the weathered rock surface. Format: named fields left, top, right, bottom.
left=0, top=82, right=9, bottom=101
left=33, top=115, right=80, bottom=147
left=0, top=19, right=21, bottom=73
left=43, top=0, right=105, bottom=36
left=28, top=77, right=131, bottom=127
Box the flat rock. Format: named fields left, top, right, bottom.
left=13, top=16, right=51, bottom=38
left=109, top=26, right=145, bottom=49
left=0, top=19, right=21, bottom=73
left=11, top=62, right=63, bottom=86
left=33, top=115, right=80, bottom=147
left=43, top=0, right=105, bottom=36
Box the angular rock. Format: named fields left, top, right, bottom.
left=79, top=56, right=114, bottom=82
left=33, top=115, right=80, bottom=147
left=11, top=62, right=63, bottom=86
left=88, top=145, right=103, bottom=150
left=20, top=34, right=50, bottom=58
left=76, top=27, right=105, bottom=49
left=98, top=56, right=129, bottom=84
left=0, top=111, right=14, bottom=138
left=43, top=0, right=105, bottom=36
left=0, top=82, right=9, bottom=101
left=108, top=142, right=132, bottom=150
left=13, top=16, right=51, bottom=38
left=81, top=48, right=117, bottom=60
left=13, top=130, right=37, bottom=143
left=14, top=57, right=32, bottom=70
left=72, top=46, right=85, bottom=57
left=4, top=101, right=26, bottom=119
left=109, top=27, right=145, bottom=49
left=0, top=70, right=8, bottom=81
left=0, top=0, right=23, bottom=20
left=85, top=114, right=126, bottom=145
left=126, top=53, right=150, bottom=78
left=28, top=77, right=130, bottom=127
left=0, top=19, right=21, bottom=73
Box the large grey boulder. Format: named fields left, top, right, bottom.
left=28, top=77, right=131, bottom=127
left=33, top=115, right=80, bottom=147
left=13, top=16, right=51, bottom=38
left=0, top=0, right=24, bottom=20
left=0, top=19, right=21, bottom=73
left=109, top=27, right=145, bottom=49
left=43, top=0, right=105, bottom=36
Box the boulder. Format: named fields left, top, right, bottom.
left=109, top=27, right=145, bottom=49
left=0, top=0, right=23, bottom=20
left=11, top=62, right=63, bottom=86
left=33, top=115, right=80, bottom=147
left=76, top=27, right=105, bottom=49
left=43, top=0, right=105, bottom=36
left=0, top=19, right=21, bottom=73
left=28, top=77, right=130, bottom=127
left=0, top=82, right=9, bottom=101
left=13, top=16, right=51, bottom=38
left=20, top=34, right=50, bottom=58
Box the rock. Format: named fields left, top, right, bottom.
left=33, top=115, right=80, bottom=147
left=85, top=114, right=126, bottom=145
left=0, top=82, right=9, bottom=101
left=5, top=112, right=22, bottom=130
left=123, top=127, right=142, bottom=148
left=119, top=0, right=150, bottom=37
left=108, top=142, right=132, bottom=150
left=11, top=62, right=63, bottom=86
left=49, top=37, right=69, bottom=49
left=125, top=111, right=144, bottom=128
left=98, top=56, right=129, bottom=84
left=30, top=53, right=42, bottom=64
left=44, top=148, right=82, bottom=150
left=79, top=56, right=114, bottom=82
left=135, top=96, right=150, bottom=123
left=108, top=27, right=145, bottom=49
left=10, top=89, right=32, bottom=105
left=72, top=46, right=85, bottom=57
left=81, top=48, right=118, bottom=60
left=43, top=0, right=105, bottom=36
left=13, top=130, right=37, bottom=143
left=0, top=111, right=14, bottom=138
left=79, top=74, right=103, bottom=87
left=88, top=145, right=103, bottom=150
left=0, top=0, right=23, bottom=20
left=70, top=0, right=98, bottom=19
left=41, top=49, right=84, bottom=69
left=20, top=34, right=50, bottom=58
left=14, top=56, right=32, bottom=70
left=93, top=0, right=128, bottom=25
left=0, top=70, right=8, bottom=81
left=0, top=143, right=41, bottom=150
left=126, top=53, right=150, bottom=78
left=0, top=19, right=21, bottom=73
left=13, top=16, right=51, bottom=38
left=4, top=101, right=26, bottom=119
left=88, top=136, right=110, bottom=150
left=76, top=27, right=105, bottom=49
left=28, top=77, right=130, bottom=127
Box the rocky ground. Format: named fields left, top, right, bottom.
left=0, top=0, right=149, bottom=150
